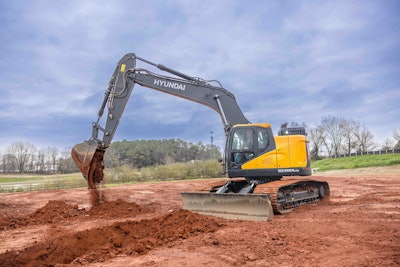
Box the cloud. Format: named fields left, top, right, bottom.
left=0, top=0, right=399, bottom=151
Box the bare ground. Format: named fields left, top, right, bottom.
left=0, top=166, right=399, bottom=266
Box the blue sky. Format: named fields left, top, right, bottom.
left=0, top=0, right=399, bottom=151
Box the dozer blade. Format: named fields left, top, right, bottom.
left=71, top=140, right=104, bottom=189
left=181, top=192, right=273, bottom=221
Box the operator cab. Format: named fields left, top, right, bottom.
left=227, top=124, right=276, bottom=170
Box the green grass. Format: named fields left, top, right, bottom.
left=312, top=154, right=400, bottom=171
left=0, top=173, right=87, bottom=193
left=0, top=173, right=83, bottom=183
left=0, top=176, right=45, bottom=183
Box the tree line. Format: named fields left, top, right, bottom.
left=307, top=115, right=400, bottom=159
left=0, top=143, right=76, bottom=174
left=1, top=115, right=398, bottom=173
left=105, top=139, right=221, bottom=168
left=0, top=139, right=222, bottom=174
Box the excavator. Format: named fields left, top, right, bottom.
left=71, top=53, right=329, bottom=221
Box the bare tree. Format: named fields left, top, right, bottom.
left=308, top=126, right=325, bottom=159
left=1, top=152, right=15, bottom=173
left=320, top=115, right=346, bottom=157
left=342, top=118, right=359, bottom=155
left=32, top=146, right=60, bottom=174
left=353, top=124, right=375, bottom=152
left=59, top=146, right=76, bottom=173
left=37, top=148, right=46, bottom=173
left=5, top=142, right=37, bottom=173
left=48, top=147, right=59, bottom=171
left=43, top=146, right=59, bottom=173
left=394, top=127, right=400, bottom=149
left=381, top=138, right=395, bottom=151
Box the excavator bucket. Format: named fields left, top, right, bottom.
left=181, top=192, right=273, bottom=221
left=71, top=140, right=104, bottom=189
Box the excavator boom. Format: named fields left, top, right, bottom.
left=72, top=53, right=249, bottom=188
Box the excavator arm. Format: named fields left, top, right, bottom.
left=71, top=53, right=249, bottom=188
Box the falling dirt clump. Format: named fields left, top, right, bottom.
left=89, top=188, right=107, bottom=207
left=0, top=209, right=224, bottom=267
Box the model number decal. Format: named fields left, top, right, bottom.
left=278, top=168, right=299, bottom=173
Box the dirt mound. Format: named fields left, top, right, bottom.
left=0, top=200, right=83, bottom=230
left=87, top=189, right=158, bottom=218
left=30, top=200, right=83, bottom=223
left=0, top=209, right=224, bottom=266
left=88, top=198, right=156, bottom=218
left=0, top=196, right=156, bottom=230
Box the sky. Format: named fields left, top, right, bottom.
left=0, top=0, right=399, bottom=152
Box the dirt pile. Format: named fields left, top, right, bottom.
left=0, top=208, right=223, bottom=266
left=0, top=191, right=156, bottom=230
left=0, top=200, right=83, bottom=229
left=88, top=189, right=156, bottom=219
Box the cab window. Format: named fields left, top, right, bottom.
left=231, top=129, right=254, bottom=150
left=231, top=128, right=254, bottom=165
left=257, top=128, right=269, bottom=150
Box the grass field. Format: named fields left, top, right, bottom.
left=311, top=153, right=400, bottom=171
left=0, top=173, right=87, bottom=193
left=0, top=173, right=83, bottom=183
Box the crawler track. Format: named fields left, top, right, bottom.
left=254, top=179, right=330, bottom=214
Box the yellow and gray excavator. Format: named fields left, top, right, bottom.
left=71, top=53, right=329, bottom=221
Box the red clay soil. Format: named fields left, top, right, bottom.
left=0, top=166, right=399, bottom=266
